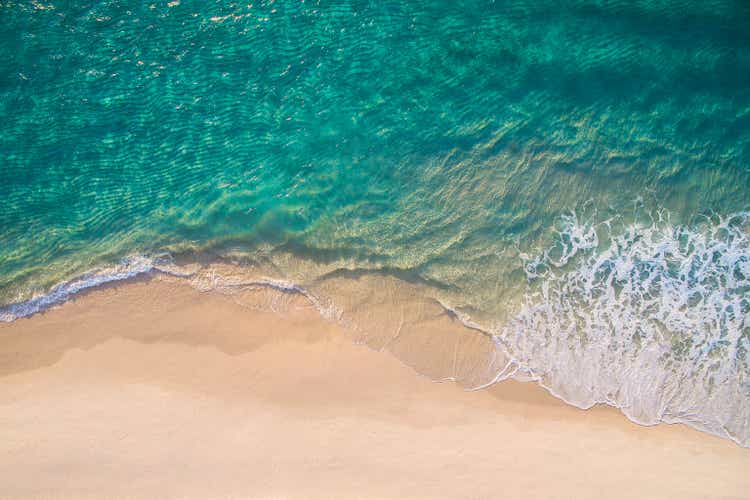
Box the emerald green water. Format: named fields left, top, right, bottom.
left=1, top=1, right=749, bottom=445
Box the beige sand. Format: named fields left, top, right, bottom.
left=0, top=276, right=748, bottom=500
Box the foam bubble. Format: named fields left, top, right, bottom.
left=502, top=212, right=750, bottom=446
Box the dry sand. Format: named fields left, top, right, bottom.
left=0, top=276, right=748, bottom=499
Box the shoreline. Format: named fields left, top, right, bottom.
left=2, top=256, right=749, bottom=448
left=1, top=275, right=749, bottom=499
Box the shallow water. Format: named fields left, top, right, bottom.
left=1, top=1, right=749, bottom=445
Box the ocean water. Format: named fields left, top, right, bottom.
left=1, top=1, right=750, bottom=444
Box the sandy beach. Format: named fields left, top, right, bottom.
left=1, top=275, right=748, bottom=500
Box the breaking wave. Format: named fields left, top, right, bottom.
left=499, top=212, right=750, bottom=446
left=1, top=211, right=748, bottom=447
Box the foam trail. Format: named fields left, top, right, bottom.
left=0, top=256, right=158, bottom=322
left=0, top=255, right=342, bottom=324
left=1, top=213, right=748, bottom=448
left=181, top=269, right=342, bottom=321
left=499, top=212, right=750, bottom=446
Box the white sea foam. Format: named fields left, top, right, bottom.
left=499, top=212, right=750, bottom=446
left=0, top=255, right=340, bottom=323
left=0, top=255, right=159, bottom=322
left=2, top=213, right=748, bottom=446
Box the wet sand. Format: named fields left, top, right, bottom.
left=1, top=276, right=748, bottom=499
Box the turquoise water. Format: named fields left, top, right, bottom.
left=1, top=1, right=750, bottom=444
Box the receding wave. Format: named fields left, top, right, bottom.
left=0, top=256, right=159, bottom=322
left=1, top=212, right=749, bottom=447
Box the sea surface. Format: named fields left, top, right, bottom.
left=1, top=0, right=749, bottom=445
